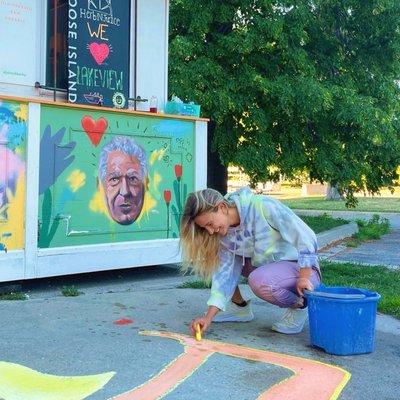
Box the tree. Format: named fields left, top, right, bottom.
left=168, top=0, right=400, bottom=206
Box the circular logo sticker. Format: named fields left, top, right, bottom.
left=112, top=92, right=126, bottom=109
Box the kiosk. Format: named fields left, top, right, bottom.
left=0, top=0, right=207, bottom=282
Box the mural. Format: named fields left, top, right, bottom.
left=38, top=106, right=195, bottom=248
left=0, top=100, right=27, bottom=251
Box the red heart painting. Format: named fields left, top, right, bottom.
left=89, top=42, right=110, bottom=65
left=81, top=116, right=108, bottom=146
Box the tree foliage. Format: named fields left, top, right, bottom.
left=169, top=0, right=400, bottom=206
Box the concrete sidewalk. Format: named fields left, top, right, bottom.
left=319, top=229, right=400, bottom=268
left=295, top=210, right=400, bottom=269
left=0, top=265, right=399, bottom=400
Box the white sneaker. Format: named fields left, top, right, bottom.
left=271, top=307, right=308, bottom=334
left=213, top=300, right=254, bottom=323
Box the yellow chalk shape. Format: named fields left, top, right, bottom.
left=195, top=324, right=202, bottom=341
left=0, top=361, right=114, bottom=400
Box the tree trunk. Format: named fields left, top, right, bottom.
left=325, top=184, right=344, bottom=200
left=207, top=121, right=227, bottom=194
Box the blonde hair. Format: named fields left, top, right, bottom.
left=180, top=189, right=232, bottom=281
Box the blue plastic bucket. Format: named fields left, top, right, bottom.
left=305, top=285, right=381, bottom=356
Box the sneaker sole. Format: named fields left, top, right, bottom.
left=213, top=316, right=254, bottom=323
left=270, top=324, right=303, bottom=334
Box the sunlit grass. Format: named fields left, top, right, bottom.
left=281, top=196, right=400, bottom=212
left=300, top=214, right=349, bottom=233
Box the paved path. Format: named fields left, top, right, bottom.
left=320, top=230, right=400, bottom=269
left=295, top=210, right=400, bottom=268
left=0, top=267, right=399, bottom=400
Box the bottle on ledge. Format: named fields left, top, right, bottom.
left=149, top=95, right=158, bottom=113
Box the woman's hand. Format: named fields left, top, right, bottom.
left=296, top=277, right=314, bottom=296
left=189, top=305, right=220, bottom=336
left=190, top=316, right=212, bottom=336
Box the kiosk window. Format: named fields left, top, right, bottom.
left=46, top=0, right=68, bottom=90
left=46, top=0, right=134, bottom=104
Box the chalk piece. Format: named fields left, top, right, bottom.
left=195, top=323, right=202, bottom=341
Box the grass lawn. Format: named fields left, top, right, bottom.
left=321, top=261, right=400, bottom=319
left=346, top=215, right=390, bottom=247
left=282, top=196, right=400, bottom=213
left=300, top=214, right=349, bottom=233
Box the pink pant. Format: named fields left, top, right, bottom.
left=246, top=261, right=321, bottom=308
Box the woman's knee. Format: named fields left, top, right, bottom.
left=248, top=268, right=299, bottom=307
left=248, top=269, right=261, bottom=291
left=248, top=278, right=284, bottom=306
left=248, top=267, right=277, bottom=288
left=248, top=270, right=274, bottom=297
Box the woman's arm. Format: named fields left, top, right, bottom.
left=260, top=198, right=319, bottom=268
left=189, top=250, right=242, bottom=336
left=206, top=250, right=243, bottom=311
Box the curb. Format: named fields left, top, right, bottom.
left=316, top=222, right=358, bottom=250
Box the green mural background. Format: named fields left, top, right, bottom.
left=39, top=106, right=195, bottom=248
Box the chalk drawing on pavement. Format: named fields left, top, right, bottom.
left=0, top=331, right=350, bottom=400
left=0, top=361, right=114, bottom=400
left=111, top=330, right=351, bottom=400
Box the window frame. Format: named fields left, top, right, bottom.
left=0, top=0, right=46, bottom=97
left=44, top=0, right=137, bottom=101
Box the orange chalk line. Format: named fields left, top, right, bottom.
left=148, top=331, right=351, bottom=400
left=110, top=339, right=213, bottom=400
left=111, top=330, right=351, bottom=400
left=213, top=340, right=350, bottom=400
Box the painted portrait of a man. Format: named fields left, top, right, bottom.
left=98, top=136, right=147, bottom=225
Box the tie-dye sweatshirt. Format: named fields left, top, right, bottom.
left=207, top=187, right=319, bottom=311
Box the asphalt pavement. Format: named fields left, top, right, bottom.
left=0, top=262, right=399, bottom=400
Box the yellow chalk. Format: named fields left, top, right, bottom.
left=195, top=323, right=202, bottom=341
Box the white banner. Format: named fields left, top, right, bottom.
left=0, top=0, right=38, bottom=85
